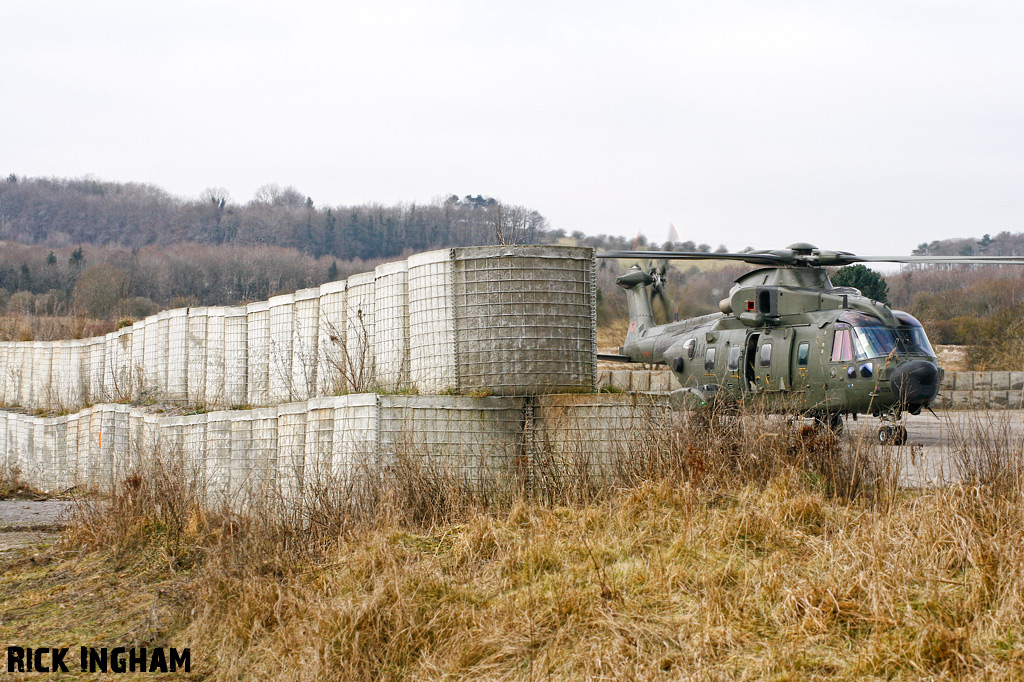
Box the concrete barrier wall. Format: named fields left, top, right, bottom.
left=0, top=247, right=599, bottom=414
left=0, top=392, right=665, bottom=502
left=595, top=369, right=1024, bottom=409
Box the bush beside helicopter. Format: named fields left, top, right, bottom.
left=597, top=243, right=1024, bottom=444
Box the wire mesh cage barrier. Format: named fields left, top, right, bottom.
left=408, top=246, right=597, bottom=396
left=0, top=245, right=599, bottom=414
left=345, top=272, right=377, bottom=393
left=0, top=392, right=672, bottom=505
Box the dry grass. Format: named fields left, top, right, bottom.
left=4, top=409, right=1024, bottom=680
left=0, top=462, right=45, bottom=500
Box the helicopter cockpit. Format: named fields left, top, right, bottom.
left=831, top=311, right=936, bottom=363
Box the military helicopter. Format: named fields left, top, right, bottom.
left=597, top=243, right=1024, bottom=444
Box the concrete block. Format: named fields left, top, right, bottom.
left=952, top=372, right=972, bottom=391
left=951, top=391, right=974, bottom=408
left=1010, top=372, right=1024, bottom=392
left=650, top=372, right=674, bottom=393
left=610, top=371, right=631, bottom=392
left=596, top=370, right=611, bottom=390
left=973, top=372, right=992, bottom=391
left=992, top=371, right=1011, bottom=391
left=990, top=391, right=1010, bottom=408
left=631, top=371, right=651, bottom=392
left=1010, top=391, right=1024, bottom=410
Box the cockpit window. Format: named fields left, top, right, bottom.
left=893, top=311, right=936, bottom=356
left=834, top=311, right=936, bottom=359
left=850, top=326, right=898, bottom=360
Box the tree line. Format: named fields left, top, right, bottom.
left=0, top=175, right=653, bottom=323
left=0, top=175, right=557, bottom=260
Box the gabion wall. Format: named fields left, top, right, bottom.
left=1, top=392, right=664, bottom=504
left=0, top=246, right=597, bottom=414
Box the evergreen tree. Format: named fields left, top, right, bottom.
left=831, top=264, right=889, bottom=303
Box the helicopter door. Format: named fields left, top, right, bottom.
left=743, top=333, right=760, bottom=392
left=757, top=334, right=792, bottom=394
left=768, top=335, right=793, bottom=393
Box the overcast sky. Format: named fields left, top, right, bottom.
left=3, top=0, right=1023, bottom=255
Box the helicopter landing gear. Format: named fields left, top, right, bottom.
left=877, top=411, right=908, bottom=446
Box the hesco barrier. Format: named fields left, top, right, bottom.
left=0, top=393, right=670, bottom=502
left=408, top=246, right=597, bottom=396
left=131, top=320, right=146, bottom=397
left=375, top=260, right=410, bottom=393
left=268, top=294, right=295, bottom=404
left=316, top=280, right=346, bottom=396
left=187, top=308, right=209, bottom=406
left=167, top=308, right=189, bottom=403
left=0, top=246, right=598, bottom=413
left=206, top=307, right=227, bottom=409
left=225, top=307, right=248, bottom=408
left=246, top=301, right=271, bottom=407
left=532, top=393, right=673, bottom=482
left=292, top=288, right=320, bottom=402
left=346, top=272, right=376, bottom=391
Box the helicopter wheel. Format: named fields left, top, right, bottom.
left=878, top=424, right=908, bottom=446
left=878, top=426, right=894, bottom=445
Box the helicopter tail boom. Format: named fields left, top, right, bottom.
left=615, top=266, right=656, bottom=352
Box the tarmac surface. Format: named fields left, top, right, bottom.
left=0, top=500, right=76, bottom=531
left=844, top=409, right=1024, bottom=486
left=0, top=500, right=75, bottom=556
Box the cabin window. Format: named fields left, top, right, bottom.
left=759, top=343, right=772, bottom=367
left=797, top=342, right=809, bottom=366
left=831, top=328, right=854, bottom=362
left=704, top=347, right=716, bottom=372
left=727, top=346, right=741, bottom=371
left=683, top=338, right=696, bottom=359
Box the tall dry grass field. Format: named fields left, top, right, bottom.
left=3, top=408, right=1024, bottom=680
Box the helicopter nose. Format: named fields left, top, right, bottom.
left=890, top=360, right=940, bottom=406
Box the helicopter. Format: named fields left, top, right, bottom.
left=597, top=243, right=1024, bottom=444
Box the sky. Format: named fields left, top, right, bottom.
left=3, top=0, right=1023, bottom=256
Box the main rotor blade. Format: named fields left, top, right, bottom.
left=600, top=249, right=1024, bottom=267
left=831, top=254, right=1024, bottom=266
left=598, top=250, right=789, bottom=265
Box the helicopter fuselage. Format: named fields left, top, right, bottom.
left=614, top=265, right=942, bottom=421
